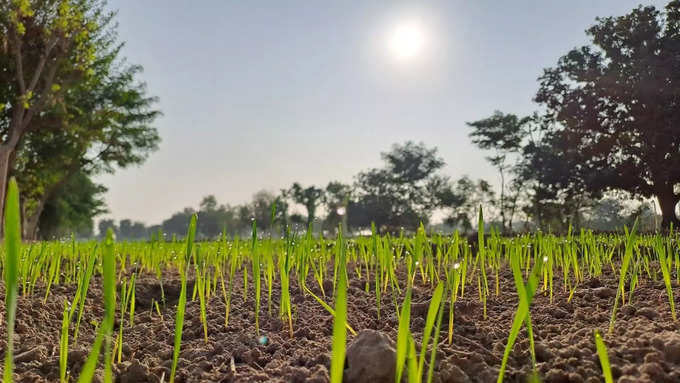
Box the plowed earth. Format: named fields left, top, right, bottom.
left=4, top=266, right=680, bottom=383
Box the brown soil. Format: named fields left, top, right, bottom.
left=4, top=267, right=680, bottom=383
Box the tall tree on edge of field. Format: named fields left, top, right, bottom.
left=535, top=2, right=680, bottom=229
left=0, top=0, right=106, bottom=224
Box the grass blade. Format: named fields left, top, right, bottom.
left=3, top=178, right=20, bottom=383
left=330, top=227, right=348, bottom=383
left=395, top=284, right=413, bottom=383
left=170, top=214, right=197, bottom=383
left=594, top=331, right=614, bottom=383
left=78, top=229, right=116, bottom=383
left=418, top=282, right=444, bottom=378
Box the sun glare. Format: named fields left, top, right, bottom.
left=389, top=22, right=425, bottom=60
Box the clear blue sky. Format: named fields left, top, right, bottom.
left=97, top=0, right=666, bottom=225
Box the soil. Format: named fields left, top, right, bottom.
left=3, top=265, right=680, bottom=383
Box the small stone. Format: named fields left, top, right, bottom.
left=567, top=372, right=583, bottom=383
left=552, top=307, right=568, bottom=319
left=664, top=337, right=680, bottom=364
left=15, top=346, right=47, bottom=364
left=637, top=307, right=659, bottom=320
left=621, top=364, right=637, bottom=376
left=68, top=350, right=87, bottom=366
left=643, top=351, right=663, bottom=364
left=307, top=365, right=330, bottom=383
left=535, top=342, right=555, bottom=363
left=119, top=360, right=149, bottom=383
left=439, top=364, right=471, bottom=383
left=592, top=287, right=616, bottom=299
left=639, top=362, right=664, bottom=379
left=620, top=305, right=636, bottom=316
left=669, top=370, right=680, bottom=381
left=344, top=329, right=396, bottom=383
left=544, top=369, right=569, bottom=383
left=650, top=336, right=665, bottom=351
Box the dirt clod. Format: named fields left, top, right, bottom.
left=637, top=307, right=659, bottom=320
left=6, top=266, right=680, bottom=382
left=15, top=346, right=47, bottom=364
left=119, top=360, right=150, bottom=383
left=664, top=336, right=680, bottom=364
left=344, top=329, right=396, bottom=383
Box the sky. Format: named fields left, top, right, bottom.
left=97, top=0, right=667, bottom=225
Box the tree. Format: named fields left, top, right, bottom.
left=2, top=1, right=159, bottom=238
left=14, top=47, right=159, bottom=238
left=162, top=208, right=196, bottom=237
left=196, top=195, right=239, bottom=239
left=439, top=176, right=497, bottom=233
left=519, top=129, right=595, bottom=231
left=322, top=181, right=352, bottom=232
left=98, top=218, right=117, bottom=239
left=250, top=190, right=288, bottom=233
left=37, top=170, right=106, bottom=239
left=117, top=219, right=148, bottom=240
left=0, top=0, right=108, bottom=219
left=118, top=219, right=133, bottom=239
left=351, top=142, right=448, bottom=232
left=467, top=112, right=533, bottom=232
left=534, top=2, right=680, bottom=229
left=285, top=183, right=324, bottom=228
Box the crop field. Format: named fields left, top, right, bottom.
left=2, top=191, right=680, bottom=382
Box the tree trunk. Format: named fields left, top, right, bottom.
left=24, top=197, right=48, bottom=240
left=0, top=145, right=13, bottom=231
left=23, top=164, right=80, bottom=240
left=498, top=166, right=506, bottom=233
left=658, top=186, right=680, bottom=231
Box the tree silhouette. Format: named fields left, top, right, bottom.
left=535, top=2, right=680, bottom=229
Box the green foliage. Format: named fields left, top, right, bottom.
left=350, top=141, right=448, bottom=232
left=2, top=0, right=160, bottom=240
left=33, top=171, right=107, bottom=239
left=286, top=183, right=324, bottom=227
left=533, top=3, right=680, bottom=229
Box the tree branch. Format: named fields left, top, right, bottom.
left=10, top=28, right=26, bottom=95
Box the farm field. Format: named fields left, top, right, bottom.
left=3, top=2, right=680, bottom=383
left=2, top=209, right=680, bottom=382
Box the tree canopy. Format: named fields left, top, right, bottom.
left=534, top=1, right=680, bottom=228
left=1, top=0, right=160, bottom=238
left=350, top=141, right=448, bottom=232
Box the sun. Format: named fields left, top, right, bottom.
left=389, top=22, right=425, bottom=60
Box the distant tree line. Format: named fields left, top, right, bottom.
left=5, top=1, right=677, bottom=239
left=103, top=138, right=660, bottom=241
left=105, top=1, right=680, bottom=238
